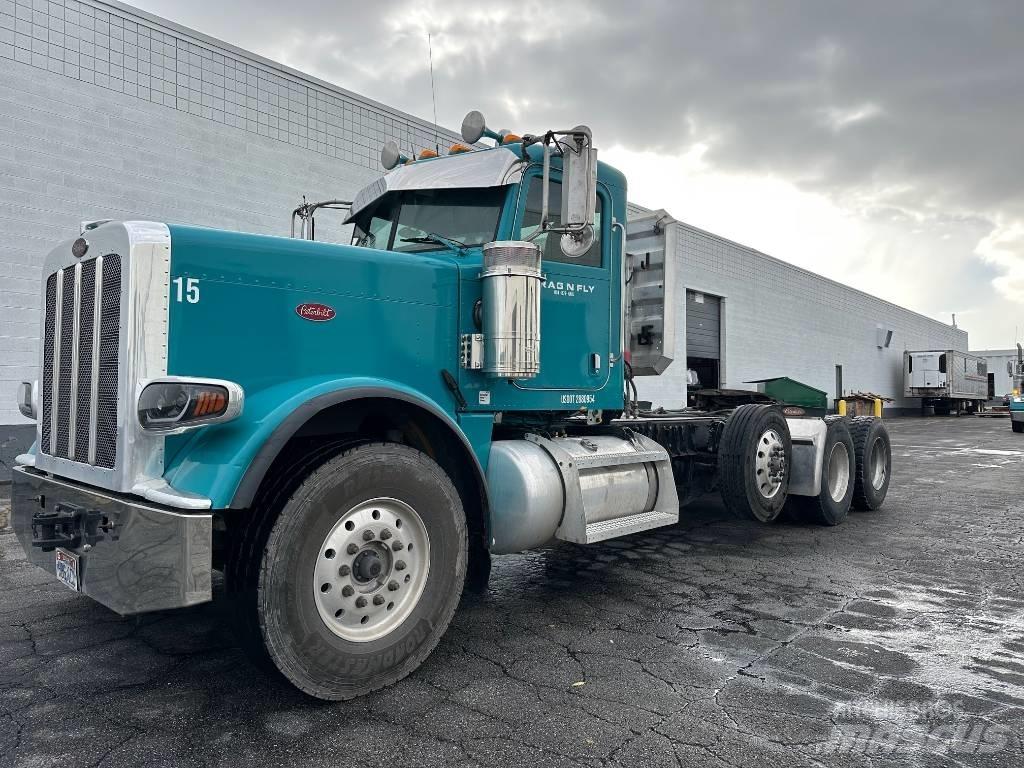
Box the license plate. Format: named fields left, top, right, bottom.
left=55, top=548, right=80, bottom=592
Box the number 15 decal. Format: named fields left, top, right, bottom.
left=172, top=276, right=200, bottom=304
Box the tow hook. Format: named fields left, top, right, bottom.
left=31, top=503, right=114, bottom=552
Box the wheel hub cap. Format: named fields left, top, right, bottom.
left=827, top=442, right=851, bottom=502
left=313, top=497, right=430, bottom=643
left=755, top=428, right=786, bottom=499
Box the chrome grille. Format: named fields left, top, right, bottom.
left=40, top=254, right=122, bottom=468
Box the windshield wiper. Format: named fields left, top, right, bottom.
left=400, top=233, right=468, bottom=255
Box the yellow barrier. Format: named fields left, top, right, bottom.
left=873, top=398, right=882, bottom=418
left=838, top=399, right=847, bottom=416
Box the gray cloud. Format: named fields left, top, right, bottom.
left=131, top=0, right=1024, bottom=345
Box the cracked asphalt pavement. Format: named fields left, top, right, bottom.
left=3, top=416, right=1024, bottom=767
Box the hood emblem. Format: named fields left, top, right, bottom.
left=296, top=303, right=336, bottom=322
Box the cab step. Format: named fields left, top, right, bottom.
left=582, top=509, right=679, bottom=544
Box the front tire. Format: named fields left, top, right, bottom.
left=254, top=443, right=467, bottom=700
left=718, top=404, right=792, bottom=522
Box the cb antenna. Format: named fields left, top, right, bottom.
left=428, top=32, right=439, bottom=154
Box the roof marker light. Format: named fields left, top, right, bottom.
left=418, top=149, right=439, bottom=160
left=449, top=143, right=472, bottom=154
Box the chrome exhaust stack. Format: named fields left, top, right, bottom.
left=480, top=240, right=542, bottom=379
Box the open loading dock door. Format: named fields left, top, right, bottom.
left=686, top=290, right=721, bottom=388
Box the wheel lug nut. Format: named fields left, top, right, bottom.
left=391, top=541, right=404, bottom=551
left=338, top=565, right=351, bottom=576
left=347, top=543, right=359, bottom=555
left=373, top=594, right=385, bottom=606
left=362, top=530, right=375, bottom=542
left=380, top=529, right=392, bottom=540
left=355, top=596, right=368, bottom=608
left=395, top=560, right=406, bottom=571
left=388, top=580, right=399, bottom=591
left=342, top=585, right=354, bottom=597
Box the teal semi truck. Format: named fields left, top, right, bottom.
left=11, top=111, right=892, bottom=700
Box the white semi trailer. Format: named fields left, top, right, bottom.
left=904, top=349, right=988, bottom=415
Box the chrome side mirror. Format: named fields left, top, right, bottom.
left=558, top=126, right=597, bottom=258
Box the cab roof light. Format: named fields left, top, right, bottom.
left=448, top=143, right=472, bottom=154
left=418, top=148, right=439, bottom=160
left=501, top=133, right=522, bottom=145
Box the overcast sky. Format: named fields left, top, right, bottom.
left=131, top=0, right=1024, bottom=349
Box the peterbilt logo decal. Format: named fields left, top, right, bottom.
left=296, top=303, right=336, bottom=322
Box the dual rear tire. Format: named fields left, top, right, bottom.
left=718, top=406, right=891, bottom=526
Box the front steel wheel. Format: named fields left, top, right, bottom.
left=313, top=497, right=430, bottom=643
left=253, top=443, right=467, bottom=700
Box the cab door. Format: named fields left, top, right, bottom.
left=511, top=171, right=613, bottom=399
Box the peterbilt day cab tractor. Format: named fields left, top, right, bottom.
left=11, top=111, right=892, bottom=700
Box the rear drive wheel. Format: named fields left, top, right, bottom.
left=718, top=404, right=791, bottom=522
left=250, top=443, right=467, bottom=700
left=793, top=418, right=855, bottom=525
left=850, top=417, right=892, bottom=510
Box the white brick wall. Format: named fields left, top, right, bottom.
left=635, top=219, right=968, bottom=411
left=0, top=0, right=463, bottom=425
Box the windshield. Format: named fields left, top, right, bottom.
left=352, top=187, right=507, bottom=253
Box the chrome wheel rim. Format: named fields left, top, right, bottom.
left=869, top=439, right=889, bottom=490
left=827, top=442, right=851, bottom=502
left=313, top=497, right=430, bottom=643
left=754, top=428, right=786, bottom=499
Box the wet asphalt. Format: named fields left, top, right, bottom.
left=2, top=415, right=1024, bottom=767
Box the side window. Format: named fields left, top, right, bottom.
left=939, top=354, right=947, bottom=374
left=520, top=178, right=602, bottom=266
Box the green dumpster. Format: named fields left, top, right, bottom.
left=745, top=377, right=828, bottom=415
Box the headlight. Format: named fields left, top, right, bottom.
left=17, top=380, right=37, bottom=420
left=138, top=378, right=243, bottom=433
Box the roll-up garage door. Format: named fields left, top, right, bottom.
left=686, top=290, right=720, bottom=359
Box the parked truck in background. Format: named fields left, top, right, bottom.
left=904, top=349, right=988, bottom=415
left=1008, top=344, right=1024, bottom=433
left=11, top=111, right=893, bottom=700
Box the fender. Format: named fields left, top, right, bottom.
left=161, top=376, right=490, bottom=510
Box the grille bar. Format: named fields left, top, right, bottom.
left=40, top=274, right=56, bottom=454
left=50, top=268, right=64, bottom=453
left=69, top=263, right=81, bottom=459
left=88, top=256, right=103, bottom=466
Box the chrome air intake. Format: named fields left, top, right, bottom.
left=480, top=240, right=541, bottom=378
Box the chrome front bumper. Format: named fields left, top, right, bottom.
left=12, top=466, right=212, bottom=615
